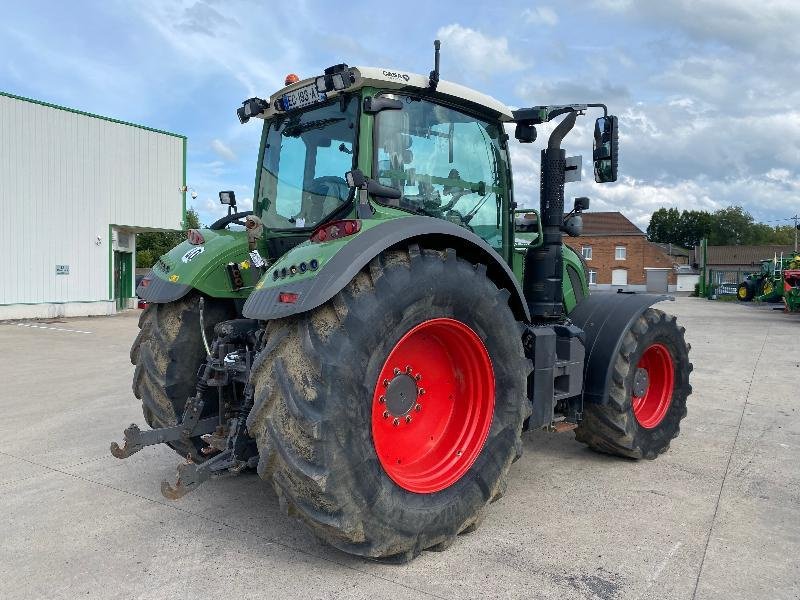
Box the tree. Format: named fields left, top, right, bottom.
left=646, top=208, right=682, bottom=244
left=708, top=206, right=754, bottom=245
left=679, top=210, right=713, bottom=248
left=136, top=209, right=201, bottom=268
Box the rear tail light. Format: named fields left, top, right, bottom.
left=187, top=229, right=205, bottom=245
left=278, top=292, right=299, bottom=304
left=310, top=220, right=361, bottom=243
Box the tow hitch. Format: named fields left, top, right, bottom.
left=110, top=316, right=261, bottom=499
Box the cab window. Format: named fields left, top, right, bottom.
left=374, top=95, right=508, bottom=251
left=258, top=97, right=357, bottom=229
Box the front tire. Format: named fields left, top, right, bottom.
left=130, top=292, right=234, bottom=460
left=247, top=247, right=531, bottom=560
left=737, top=281, right=754, bottom=301
left=575, top=308, right=692, bottom=459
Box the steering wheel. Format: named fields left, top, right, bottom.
left=298, top=176, right=350, bottom=223
left=309, top=176, right=349, bottom=201
left=209, top=210, right=254, bottom=230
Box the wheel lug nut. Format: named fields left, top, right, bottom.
left=405, top=365, right=412, bottom=374
left=393, top=368, right=400, bottom=375
left=414, top=374, right=422, bottom=381
left=383, top=379, right=389, bottom=387
left=415, top=404, right=421, bottom=412
left=379, top=396, right=386, bottom=404
left=418, top=388, right=425, bottom=396
left=405, top=415, right=412, bottom=423
left=456, top=450, right=462, bottom=456
left=383, top=411, right=389, bottom=419
left=393, top=418, right=400, bottom=426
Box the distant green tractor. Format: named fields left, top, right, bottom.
left=738, top=254, right=800, bottom=302
left=113, top=43, right=692, bottom=561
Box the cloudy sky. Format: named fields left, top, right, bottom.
left=2, top=0, right=798, bottom=229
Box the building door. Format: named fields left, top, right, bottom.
left=114, top=251, right=133, bottom=310
left=611, top=268, right=628, bottom=287
left=646, top=268, right=669, bottom=293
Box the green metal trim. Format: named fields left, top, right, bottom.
left=182, top=137, right=187, bottom=227
left=0, top=90, right=186, bottom=140
left=253, top=121, right=269, bottom=214
left=108, top=224, right=113, bottom=301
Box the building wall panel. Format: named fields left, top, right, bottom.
left=0, top=93, right=184, bottom=310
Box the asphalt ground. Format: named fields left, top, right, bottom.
left=0, top=297, right=798, bottom=600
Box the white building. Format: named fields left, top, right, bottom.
left=0, top=91, right=186, bottom=320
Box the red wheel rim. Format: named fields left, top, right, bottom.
left=371, top=318, right=495, bottom=493
left=631, top=343, right=675, bottom=429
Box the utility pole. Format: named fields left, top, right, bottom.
left=793, top=214, right=799, bottom=253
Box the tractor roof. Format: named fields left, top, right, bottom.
left=260, top=66, right=514, bottom=122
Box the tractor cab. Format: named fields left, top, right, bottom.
left=239, top=61, right=612, bottom=313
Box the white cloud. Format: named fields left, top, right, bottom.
left=591, top=0, right=800, bottom=61
left=522, top=6, right=559, bottom=26
left=211, top=139, right=237, bottom=162
left=436, top=24, right=526, bottom=76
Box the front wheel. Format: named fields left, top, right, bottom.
left=246, top=246, right=531, bottom=560
left=130, top=292, right=234, bottom=461
left=737, top=281, right=754, bottom=301
left=575, top=308, right=692, bottom=459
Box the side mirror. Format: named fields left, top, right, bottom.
left=593, top=115, right=618, bottom=183
left=345, top=169, right=401, bottom=200
left=219, top=190, right=236, bottom=208
left=345, top=169, right=366, bottom=188
left=514, top=123, right=537, bottom=144
left=574, top=196, right=590, bottom=211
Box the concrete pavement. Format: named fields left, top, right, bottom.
left=0, top=298, right=798, bottom=599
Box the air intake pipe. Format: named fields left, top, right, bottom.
left=524, top=111, right=578, bottom=320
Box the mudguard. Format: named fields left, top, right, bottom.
left=569, top=291, right=673, bottom=407
left=137, top=229, right=251, bottom=303
left=243, top=216, right=531, bottom=322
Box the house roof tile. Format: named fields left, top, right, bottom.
left=581, top=212, right=645, bottom=236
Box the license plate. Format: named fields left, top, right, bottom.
left=281, top=83, right=326, bottom=111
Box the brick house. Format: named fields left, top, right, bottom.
left=576, top=212, right=680, bottom=291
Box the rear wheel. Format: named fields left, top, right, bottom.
left=575, top=308, right=691, bottom=459
left=247, top=246, right=531, bottom=560
left=130, top=292, right=234, bottom=461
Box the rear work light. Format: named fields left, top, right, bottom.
left=187, top=229, right=205, bottom=245
left=310, top=220, right=361, bottom=243
left=278, top=292, right=299, bottom=304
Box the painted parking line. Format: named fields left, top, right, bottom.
left=11, top=323, right=93, bottom=334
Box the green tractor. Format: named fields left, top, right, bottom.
left=737, top=254, right=800, bottom=302
left=113, top=43, right=692, bottom=561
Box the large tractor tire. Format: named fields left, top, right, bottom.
left=575, top=308, right=691, bottom=460
left=130, top=292, right=234, bottom=461
left=247, top=246, right=531, bottom=561
left=737, top=281, right=754, bottom=302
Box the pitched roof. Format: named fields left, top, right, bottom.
left=703, top=245, right=796, bottom=266
left=581, top=212, right=645, bottom=236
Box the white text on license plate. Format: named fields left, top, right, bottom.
left=282, top=84, right=325, bottom=111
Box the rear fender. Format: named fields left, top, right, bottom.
left=137, top=229, right=251, bottom=303
left=242, top=216, right=531, bottom=322
left=569, top=292, right=673, bottom=407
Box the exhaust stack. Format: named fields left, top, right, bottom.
left=523, top=112, right=578, bottom=320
